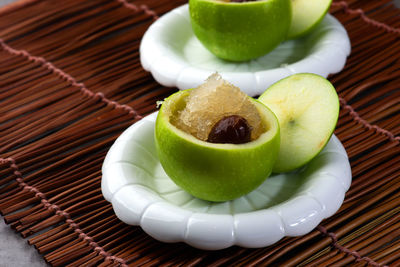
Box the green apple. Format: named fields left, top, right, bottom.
left=288, top=0, right=332, bottom=39
left=155, top=90, right=280, bottom=202
left=258, top=73, right=339, bottom=173
left=189, top=0, right=292, bottom=62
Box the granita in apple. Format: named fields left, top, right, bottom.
left=172, top=73, right=264, bottom=144
left=155, top=73, right=280, bottom=201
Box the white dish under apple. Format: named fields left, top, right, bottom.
left=101, top=112, right=352, bottom=250
left=140, top=4, right=351, bottom=96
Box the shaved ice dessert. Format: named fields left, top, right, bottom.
left=171, top=73, right=264, bottom=143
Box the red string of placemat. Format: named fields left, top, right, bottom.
left=331, top=1, right=400, bottom=143
left=117, top=0, right=159, bottom=20
left=0, top=1, right=160, bottom=264
left=317, top=225, right=387, bottom=267
left=0, top=1, right=397, bottom=265
left=0, top=39, right=142, bottom=120
left=0, top=35, right=394, bottom=265
left=321, top=4, right=399, bottom=262
left=2, top=1, right=396, bottom=145
left=332, top=1, right=400, bottom=35
left=0, top=0, right=160, bottom=20
left=339, top=98, right=400, bottom=142
left=0, top=1, right=163, bottom=264
left=0, top=158, right=129, bottom=267
left=332, top=1, right=400, bottom=34
left=0, top=0, right=161, bottom=120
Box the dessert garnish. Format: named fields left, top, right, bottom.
left=259, top=73, right=339, bottom=172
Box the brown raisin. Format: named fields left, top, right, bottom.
left=230, top=0, right=257, bottom=2
left=207, top=115, right=252, bottom=144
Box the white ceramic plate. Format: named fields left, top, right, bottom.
left=140, top=4, right=351, bottom=97
left=102, top=112, right=352, bottom=250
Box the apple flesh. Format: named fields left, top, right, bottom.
left=258, top=73, right=339, bottom=173
left=288, top=0, right=332, bottom=39
left=189, top=0, right=292, bottom=61
left=155, top=90, right=280, bottom=202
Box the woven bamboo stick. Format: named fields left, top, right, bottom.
left=0, top=0, right=399, bottom=266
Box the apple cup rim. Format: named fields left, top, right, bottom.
left=191, top=0, right=279, bottom=6
left=158, top=90, right=280, bottom=151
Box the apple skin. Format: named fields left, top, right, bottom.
left=189, top=0, right=292, bottom=62
left=258, top=73, right=339, bottom=173
left=288, top=0, right=332, bottom=39
left=155, top=90, right=280, bottom=202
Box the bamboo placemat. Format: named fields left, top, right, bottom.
left=0, top=0, right=399, bottom=266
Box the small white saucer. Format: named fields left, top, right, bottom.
left=102, top=112, right=352, bottom=250
left=140, top=4, right=351, bottom=96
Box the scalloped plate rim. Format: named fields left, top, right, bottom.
left=101, top=112, right=352, bottom=250
left=139, top=4, right=351, bottom=96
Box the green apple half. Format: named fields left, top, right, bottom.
left=189, top=0, right=292, bottom=62
left=155, top=90, right=280, bottom=202
left=259, top=73, right=339, bottom=173
left=288, top=0, right=332, bottom=39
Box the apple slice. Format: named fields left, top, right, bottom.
left=258, top=73, right=339, bottom=173
left=288, top=0, right=332, bottom=39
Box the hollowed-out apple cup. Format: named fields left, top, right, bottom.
left=155, top=90, right=280, bottom=202
left=189, top=0, right=292, bottom=62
